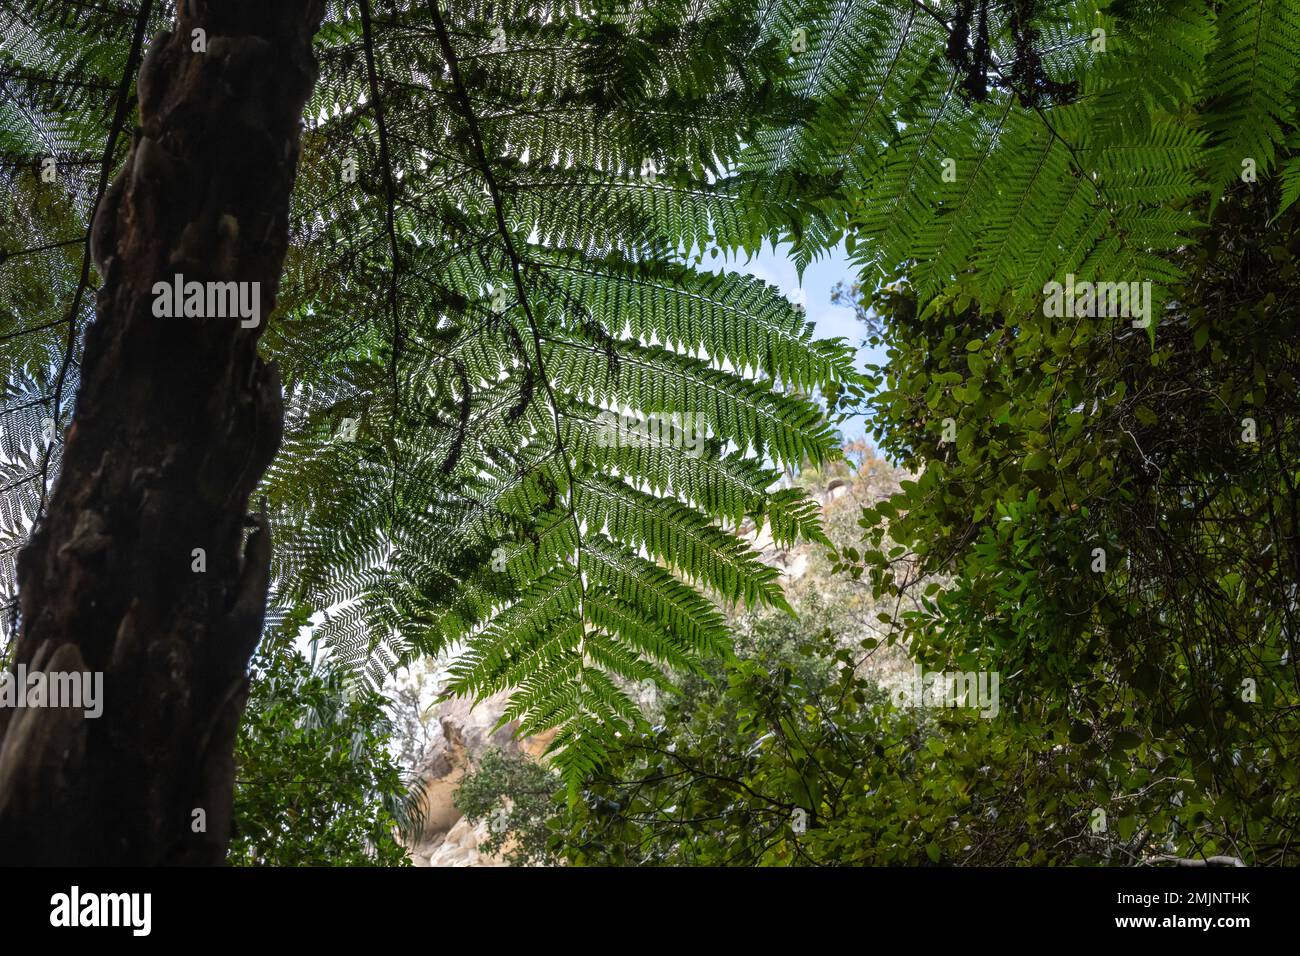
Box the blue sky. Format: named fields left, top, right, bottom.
left=721, top=242, right=880, bottom=441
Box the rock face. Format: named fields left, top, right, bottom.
left=406, top=688, right=554, bottom=867
left=421, top=815, right=506, bottom=867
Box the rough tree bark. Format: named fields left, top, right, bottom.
left=0, top=0, right=325, bottom=864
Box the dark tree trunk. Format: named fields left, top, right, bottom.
left=0, top=0, right=325, bottom=864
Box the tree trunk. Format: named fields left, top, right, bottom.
left=0, top=0, right=325, bottom=865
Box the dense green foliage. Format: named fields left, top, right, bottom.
left=230, top=615, right=414, bottom=866
left=556, top=622, right=1077, bottom=865
left=843, top=170, right=1300, bottom=864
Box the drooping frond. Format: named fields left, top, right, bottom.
left=252, top=0, right=853, bottom=788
